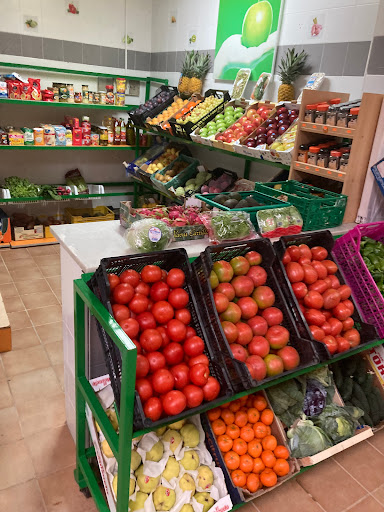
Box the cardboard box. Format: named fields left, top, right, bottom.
left=0, top=209, right=11, bottom=244
left=13, top=225, right=44, bottom=241
left=0, top=295, right=11, bottom=352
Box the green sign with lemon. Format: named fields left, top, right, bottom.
left=214, top=0, right=282, bottom=80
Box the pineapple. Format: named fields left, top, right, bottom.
left=277, top=47, right=308, bottom=102
left=178, top=51, right=194, bottom=95
left=189, top=52, right=211, bottom=95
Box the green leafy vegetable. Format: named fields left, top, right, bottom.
left=313, top=404, right=363, bottom=443
left=287, top=418, right=333, bottom=457
left=124, top=218, right=173, bottom=253
left=4, top=176, right=39, bottom=198
left=209, top=211, right=253, bottom=241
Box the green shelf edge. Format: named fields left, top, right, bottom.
left=0, top=98, right=137, bottom=110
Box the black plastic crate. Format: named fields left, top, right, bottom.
left=128, top=85, right=178, bottom=127
left=192, top=239, right=319, bottom=393
left=273, top=231, right=379, bottom=361
left=88, top=248, right=233, bottom=430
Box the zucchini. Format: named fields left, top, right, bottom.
left=340, top=378, right=353, bottom=401
left=363, top=412, right=374, bottom=427
left=362, top=373, right=374, bottom=394
left=352, top=382, right=370, bottom=413
left=372, top=387, right=384, bottom=421
left=367, top=394, right=380, bottom=425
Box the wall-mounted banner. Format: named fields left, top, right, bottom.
left=214, top=0, right=283, bottom=80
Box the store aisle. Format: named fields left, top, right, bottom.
left=0, top=246, right=384, bottom=512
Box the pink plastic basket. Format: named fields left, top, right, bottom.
left=333, top=222, right=384, bottom=338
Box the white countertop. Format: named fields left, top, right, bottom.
left=51, top=220, right=357, bottom=274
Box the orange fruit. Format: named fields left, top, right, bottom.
left=212, top=419, right=226, bottom=436
left=273, top=459, right=290, bottom=477
left=260, top=468, right=277, bottom=487
left=253, top=395, right=268, bottom=411
left=246, top=397, right=255, bottom=408
left=262, top=435, right=277, bottom=452
left=261, top=409, right=274, bottom=426
left=208, top=408, right=221, bottom=421
left=274, top=445, right=290, bottom=460
left=265, top=426, right=272, bottom=436
left=261, top=450, right=277, bottom=469
left=247, top=408, right=260, bottom=424
left=239, top=396, right=248, bottom=405
left=247, top=439, right=262, bottom=458
left=234, top=411, right=248, bottom=428
left=226, top=424, right=241, bottom=440
left=220, top=401, right=230, bottom=409
left=246, top=473, right=260, bottom=493
left=221, top=409, right=235, bottom=426
left=253, top=422, right=268, bottom=439
left=217, top=434, right=233, bottom=453
left=224, top=450, right=240, bottom=470
left=240, top=425, right=255, bottom=443
left=239, top=453, right=254, bottom=473
left=229, top=400, right=241, bottom=412
left=231, top=469, right=247, bottom=488
left=253, top=457, right=265, bottom=474
left=233, top=438, right=248, bottom=456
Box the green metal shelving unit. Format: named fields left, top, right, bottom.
left=74, top=273, right=384, bottom=512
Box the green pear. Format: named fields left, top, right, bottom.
left=106, top=408, right=119, bottom=431
left=197, top=466, right=214, bottom=491
left=146, top=440, right=164, bottom=462
left=163, top=429, right=183, bottom=453
left=241, top=1, right=273, bottom=48
left=168, top=419, right=186, bottom=430
left=180, top=505, right=194, bottom=512
left=129, top=491, right=148, bottom=511
left=112, top=474, right=135, bottom=498
left=101, top=440, right=114, bottom=458
left=179, top=473, right=195, bottom=495
left=156, top=426, right=167, bottom=436
left=180, top=450, right=200, bottom=471
left=162, top=456, right=180, bottom=481
left=180, top=424, right=200, bottom=448
left=131, top=450, right=142, bottom=471
left=153, top=486, right=176, bottom=511
left=194, top=492, right=215, bottom=512
left=135, top=466, right=160, bottom=494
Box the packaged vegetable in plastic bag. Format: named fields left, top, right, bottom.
left=312, top=404, right=364, bottom=443
left=287, top=417, right=333, bottom=457
left=124, top=218, right=173, bottom=253
left=200, top=210, right=257, bottom=244
left=257, top=206, right=303, bottom=238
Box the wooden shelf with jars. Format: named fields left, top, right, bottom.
left=289, top=89, right=384, bottom=223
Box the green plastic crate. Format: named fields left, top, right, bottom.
left=150, top=154, right=199, bottom=196
left=254, top=180, right=347, bottom=231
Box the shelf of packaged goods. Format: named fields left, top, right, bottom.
left=300, top=121, right=355, bottom=139
left=0, top=98, right=137, bottom=110
left=0, top=144, right=140, bottom=150
left=293, top=160, right=346, bottom=182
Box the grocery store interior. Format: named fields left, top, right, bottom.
left=1, top=0, right=384, bottom=511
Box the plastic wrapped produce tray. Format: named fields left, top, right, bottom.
left=87, top=248, right=233, bottom=430
left=254, top=180, right=347, bottom=231
left=333, top=222, right=384, bottom=339
left=273, top=230, right=378, bottom=362
left=191, top=239, right=319, bottom=393
left=128, top=85, right=178, bottom=127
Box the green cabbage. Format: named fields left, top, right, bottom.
left=287, top=418, right=333, bottom=457
left=124, top=219, right=173, bottom=253
left=313, top=404, right=364, bottom=443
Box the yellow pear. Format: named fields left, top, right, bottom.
left=131, top=450, right=142, bottom=471
left=101, top=440, right=114, bottom=458
left=153, top=486, right=176, bottom=511
left=162, top=430, right=183, bottom=453
left=180, top=424, right=200, bottom=448
left=112, top=474, right=135, bottom=498
left=106, top=408, right=119, bottom=431
left=168, top=419, right=186, bottom=430
left=156, top=426, right=167, bottom=436
left=197, top=466, right=214, bottom=491
left=129, top=491, right=148, bottom=511
left=162, top=456, right=180, bottom=481
left=194, top=492, right=215, bottom=512
left=146, top=440, right=164, bottom=462
left=135, top=465, right=160, bottom=494
left=180, top=450, right=199, bottom=471
left=179, top=473, right=195, bottom=494
left=180, top=505, right=193, bottom=512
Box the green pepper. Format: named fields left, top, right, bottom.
left=368, top=253, right=380, bottom=267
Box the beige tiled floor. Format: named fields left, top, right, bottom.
left=0, top=245, right=384, bottom=511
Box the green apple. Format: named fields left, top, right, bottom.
left=180, top=450, right=200, bottom=470
left=135, top=466, right=160, bottom=493
left=197, top=466, right=214, bottom=491
left=217, top=126, right=226, bottom=133
left=179, top=473, right=196, bottom=494
left=153, top=486, right=176, bottom=511
left=180, top=424, right=200, bottom=448
left=215, top=113, right=224, bottom=121
left=200, top=128, right=208, bottom=137
left=234, top=112, right=243, bottom=120
left=129, top=491, right=148, bottom=512
left=131, top=450, right=142, bottom=471
left=224, top=106, right=234, bottom=113
left=146, top=440, right=164, bottom=462
left=163, top=429, right=183, bottom=453
left=162, top=456, right=180, bottom=481
left=234, top=107, right=244, bottom=113
left=194, top=493, right=215, bottom=512
left=241, top=1, right=273, bottom=48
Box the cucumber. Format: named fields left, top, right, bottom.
left=340, top=378, right=353, bottom=401
left=332, top=363, right=343, bottom=389
left=343, top=357, right=358, bottom=377
left=372, top=387, right=384, bottom=421
left=362, top=373, right=374, bottom=394
left=367, top=394, right=380, bottom=425
left=352, top=382, right=370, bottom=413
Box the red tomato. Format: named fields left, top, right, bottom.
left=157, top=326, right=170, bottom=348
left=175, top=308, right=191, bottom=325
left=113, top=283, right=134, bottom=304
left=322, top=289, right=341, bottom=310
left=132, top=339, right=141, bottom=354
left=188, top=354, right=209, bottom=367
left=152, top=301, right=174, bottom=324
left=312, top=261, right=327, bottom=280
left=342, top=299, right=354, bottom=315
left=152, top=368, right=174, bottom=394
left=136, top=354, right=149, bottom=378
left=342, top=317, right=354, bottom=330
left=143, top=396, right=162, bottom=421
left=309, top=280, right=329, bottom=294
left=140, top=329, right=163, bottom=352
left=327, top=275, right=340, bottom=289
left=282, top=250, right=291, bottom=265
left=183, top=384, right=204, bottom=408
left=203, top=376, right=221, bottom=401
left=150, top=281, right=170, bottom=302
left=119, top=318, right=140, bottom=339
left=338, top=284, right=352, bottom=301
left=185, top=326, right=197, bottom=339
left=162, top=390, right=187, bottom=415
left=311, top=246, right=328, bottom=261
left=167, top=268, right=186, bottom=289
left=322, top=321, right=332, bottom=335
left=141, top=265, right=162, bottom=283
left=168, top=288, right=189, bottom=310
left=343, top=328, right=360, bottom=348
left=328, top=317, right=343, bottom=336
left=287, top=246, right=300, bottom=262
left=163, top=342, right=184, bottom=365
left=112, top=304, right=130, bottom=323
left=298, top=257, right=311, bottom=266
left=108, top=273, right=120, bottom=291
left=147, top=351, right=166, bottom=373
left=304, top=291, right=324, bottom=309
left=167, top=319, right=187, bottom=342
left=248, top=336, right=270, bottom=358
left=135, top=281, right=150, bottom=296
left=291, top=282, right=308, bottom=299
left=309, top=325, right=325, bottom=341
left=136, top=378, right=153, bottom=402
left=221, top=321, right=238, bottom=343
left=213, top=292, right=230, bottom=314
left=322, top=310, right=332, bottom=320
left=323, top=260, right=338, bottom=275
left=234, top=322, right=252, bottom=346
left=302, top=264, right=318, bottom=285
left=189, top=363, right=209, bottom=386
left=323, top=335, right=338, bottom=354
left=120, top=269, right=140, bottom=287
left=184, top=336, right=205, bottom=357
left=266, top=325, right=290, bottom=349
left=247, top=266, right=267, bottom=287
left=286, top=262, right=304, bottom=283
left=161, top=269, right=168, bottom=282
left=304, top=309, right=326, bottom=327
left=336, top=336, right=350, bottom=353
left=170, top=363, right=190, bottom=389
left=332, top=303, right=351, bottom=321
left=136, top=312, right=156, bottom=331
left=147, top=299, right=153, bottom=311
left=247, top=315, right=268, bottom=336
left=299, top=244, right=312, bottom=260
left=129, top=294, right=149, bottom=314
left=261, top=307, right=283, bottom=326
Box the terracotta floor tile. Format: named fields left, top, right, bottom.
left=44, top=341, right=63, bottom=366
left=5, top=258, right=35, bottom=271
left=368, top=428, right=384, bottom=455
left=373, top=484, right=384, bottom=504
left=9, top=367, right=61, bottom=405
left=7, top=310, right=32, bottom=330
left=15, top=278, right=50, bottom=295
left=28, top=305, right=62, bottom=326
left=25, top=425, right=75, bottom=477
left=35, top=322, right=63, bottom=344
left=21, top=291, right=59, bottom=309
left=0, top=479, right=46, bottom=512
left=0, top=282, right=18, bottom=298
left=254, top=479, right=323, bottom=512
left=11, top=327, right=40, bottom=350
left=0, top=406, right=22, bottom=445
left=2, top=295, right=25, bottom=313
left=28, top=245, right=58, bottom=256
left=17, top=392, right=65, bottom=437
left=0, top=361, right=5, bottom=381
left=53, top=364, right=64, bottom=390
left=38, top=465, right=98, bottom=512
left=0, top=439, right=35, bottom=490
left=0, top=381, right=13, bottom=409
left=297, top=458, right=366, bottom=512
left=39, top=264, right=61, bottom=278
left=0, top=271, right=13, bottom=284
left=2, top=345, right=50, bottom=378
left=348, top=496, right=384, bottom=511
left=10, top=268, right=43, bottom=282
left=2, top=248, right=30, bottom=260
left=33, top=255, right=60, bottom=267
left=47, top=276, right=61, bottom=290
left=236, top=503, right=258, bottom=512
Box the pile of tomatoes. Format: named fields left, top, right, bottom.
left=208, top=393, right=290, bottom=493
left=282, top=244, right=360, bottom=355
left=108, top=264, right=221, bottom=422
left=210, top=251, right=300, bottom=381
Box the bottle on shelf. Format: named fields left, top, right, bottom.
left=114, top=119, right=121, bottom=145
left=120, top=119, right=126, bottom=145
left=72, top=118, right=82, bottom=146
left=127, top=121, right=135, bottom=145
left=81, top=116, right=91, bottom=146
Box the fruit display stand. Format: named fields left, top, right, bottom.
left=288, top=89, right=384, bottom=223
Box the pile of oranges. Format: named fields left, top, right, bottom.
left=208, top=393, right=290, bottom=493
left=147, top=97, right=201, bottom=127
